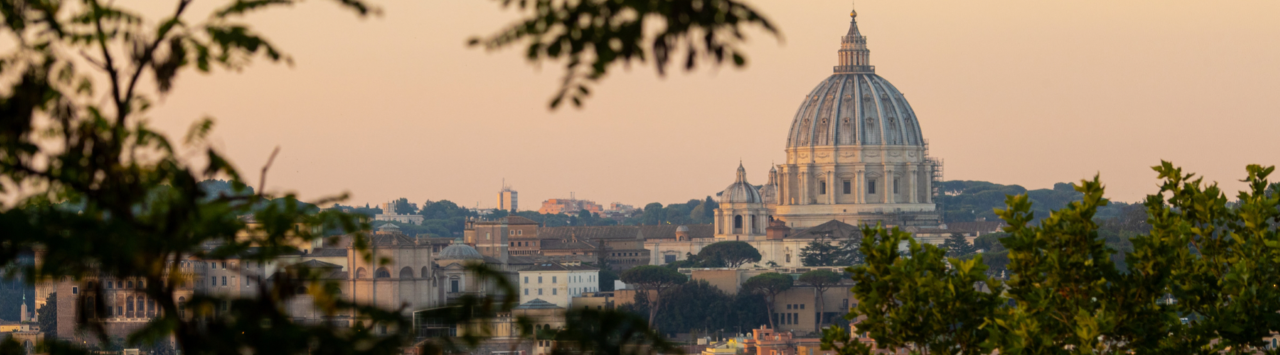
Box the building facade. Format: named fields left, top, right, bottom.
left=517, top=263, right=600, bottom=308
left=537, top=198, right=603, bottom=215
left=498, top=185, right=518, bottom=213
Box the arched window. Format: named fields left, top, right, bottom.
left=375, top=267, right=391, bottom=278
left=177, top=297, right=186, bottom=318
left=750, top=215, right=757, bottom=233
left=420, top=266, right=429, bottom=278
left=399, top=267, right=414, bottom=279
left=734, top=215, right=743, bottom=229
left=126, top=296, right=135, bottom=318
left=355, top=267, right=368, bottom=279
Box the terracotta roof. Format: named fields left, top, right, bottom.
left=540, top=238, right=596, bottom=251
left=538, top=226, right=640, bottom=241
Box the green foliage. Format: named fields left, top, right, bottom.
left=696, top=241, right=761, bottom=268
left=829, top=224, right=1003, bottom=355
left=0, top=1, right=675, bottom=354
left=550, top=308, right=679, bottom=355
left=597, top=266, right=620, bottom=292
left=36, top=292, right=55, bottom=339
left=798, top=269, right=843, bottom=331
left=937, top=180, right=1131, bottom=224
left=620, top=265, right=688, bottom=327
left=642, top=203, right=665, bottom=225
left=826, top=164, right=1280, bottom=355
left=626, top=280, right=769, bottom=336
left=799, top=235, right=863, bottom=267
left=1137, top=162, right=1280, bottom=353
left=472, top=0, right=778, bottom=108
left=941, top=233, right=974, bottom=257
left=391, top=197, right=415, bottom=214
left=986, top=176, right=1133, bottom=353
left=742, top=272, right=792, bottom=330
left=0, top=338, right=22, bottom=355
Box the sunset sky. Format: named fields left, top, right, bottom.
left=147, top=0, right=1280, bottom=209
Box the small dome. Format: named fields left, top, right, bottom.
left=377, top=224, right=400, bottom=231
left=676, top=225, right=690, bottom=232
left=438, top=244, right=483, bottom=260
left=720, top=163, right=762, bottom=204
left=759, top=184, right=778, bottom=205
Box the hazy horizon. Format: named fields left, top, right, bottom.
left=144, top=0, right=1279, bottom=209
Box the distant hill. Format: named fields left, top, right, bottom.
left=936, top=180, right=1128, bottom=224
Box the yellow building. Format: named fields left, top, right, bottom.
left=702, top=339, right=744, bottom=355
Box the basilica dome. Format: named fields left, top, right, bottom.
left=786, top=14, right=923, bottom=149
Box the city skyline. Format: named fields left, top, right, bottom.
left=145, top=0, right=1279, bottom=209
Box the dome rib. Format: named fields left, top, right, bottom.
left=786, top=7, right=923, bottom=150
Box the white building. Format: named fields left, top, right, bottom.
left=517, top=263, right=600, bottom=308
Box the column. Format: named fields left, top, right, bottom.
left=778, top=165, right=788, bottom=205
left=885, top=166, right=896, bottom=204
left=715, top=210, right=723, bottom=235
left=827, top=170, right=835, bottom=205
left=856, top=169, right=865, bottom=204
left=799, top=170, right=809, bottom=205
left=779, top=166, right=790, bottom=205
left=909, top=166, right=918, bottom=204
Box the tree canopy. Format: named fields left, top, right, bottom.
left=799, top=235, right=863, bottom=267
left=698, top=241, right=762, bottom=268
left=798, top=269, right=843, bottom=331
left=824, top=163, right=1280, bottom=355
left=941, top=233, right=975, bottom=257
left=743, top=272, right=793, bottom=330
left=472, top=0, right=778, bottom=108
left=0, top=0, right=714, bottom=352
left=620, top=265, right=688, bottom=328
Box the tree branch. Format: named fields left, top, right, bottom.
left=122, top=0, right=193, bottom=117
left=258, top=146, right=280, bottom=197
left=88, top=0, right=124, bottom=130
